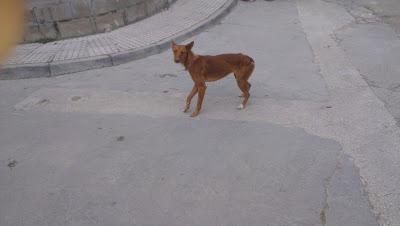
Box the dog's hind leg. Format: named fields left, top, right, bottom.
left=236, top=80, right=250, bottom=109
left=184, top=85, right=198, bottom=113
left=237, top=82, right=251, bottom=98
left=235, top=63, right=254, bottom=109
left=236, top=72, right=245, bottom=98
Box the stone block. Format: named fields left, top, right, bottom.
left=146, top=0, right=168, bottom=14
left=50, top=55, right=112, bottom=76
left=50, top=2, right=73, bottom=21
left=23, top=23, right=44, bottom=43
left=33, top=7, right=53, bottom=23
left=117, top=0, right=143, bottom=8
left=24, top=22, right=57, bottom=43
left=383, top=16, right=400, bottom=32
left=0, top=63, right=51, bottom=80
left=25, top=9, right=35, bottom=23
left=38, top=23, right=58, bottom=40
left=92, top=0, right=119, bottom=15
left=95, top=11, right=125, bottom=32
left=111, top=45, right=161, bottom=66
left=70, top=0, right=92, bottom=18
left=57, top=18, right=95, bottom=38
left=125, top=2, right=147, bottom=24
left=22, top=0, right=174, bottom=43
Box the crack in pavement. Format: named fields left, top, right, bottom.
left=319, top=153, right=342, bottom=226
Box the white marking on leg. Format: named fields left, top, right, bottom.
left=237, top=104, right=244, bottom=110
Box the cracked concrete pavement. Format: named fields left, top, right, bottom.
left=1, top=0, right=400, bottom=225
left=325, top=0, right=400, bottom=127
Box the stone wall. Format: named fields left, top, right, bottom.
left=24, top=0, right=176, bottom=43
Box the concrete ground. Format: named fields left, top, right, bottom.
left=326, top=0, right=400, bottom=127
left=1, top=0, right=400, bottom=225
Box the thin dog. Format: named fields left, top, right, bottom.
left=171, top=41, right=255, bottom=117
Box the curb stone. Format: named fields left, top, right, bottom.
left=0, top=63, right=51, bottom=80
left=50, top=55, right=113, bottom=76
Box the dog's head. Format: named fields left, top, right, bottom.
left=171, top=41, right=194, bottom=64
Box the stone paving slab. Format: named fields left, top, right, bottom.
left=0, top=0, right=237, bottom=79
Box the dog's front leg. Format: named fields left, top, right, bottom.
left=184, top=85, right=198, bottom=113
left=191, top=82, right=206, bottom=117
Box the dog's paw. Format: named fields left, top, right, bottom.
left=236, top=104, right=244, bottom=110
left=190, top=111, right=199, bottom=117
left=183, top=105, right=191, bottom=113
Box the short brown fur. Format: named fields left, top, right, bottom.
left=172, top=41, right=255, bottom=117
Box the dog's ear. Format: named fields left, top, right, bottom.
left=186, top=41, right=194, bottom=50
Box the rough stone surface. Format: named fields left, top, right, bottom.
left=38, top=23, right=58, bottom=40
left=32, top=7, right=53, bottom=23
left=23, top=0, right=176, bottom=42
left=92, top=0, right=119, bottom=15
left=25, top=23, right=57, bottom=42
left=57, top=17, right=95, bottom=38
left=125, top=2, right=148, bottom=23
left=117, top=0, right=143, bottom=8
left=50, top=2, right=73, bottom=21
left=70, top=0, right=91, bottom=18
left=24, top=9, right=35, bottom=23
left=147, top=0, right=169, bottom=12
left=95, top=11, right=125, bottom=33
left=23, top=24, right=44, bottom=43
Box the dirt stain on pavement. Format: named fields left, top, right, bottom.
left=158, top=73, right=177, bottom=78
left=320, top=208, right=327, bottom=225
left=71, top=96, right=82, bottom=101
left=36, top=98, right=49, bottom=105
left=7, top=159, right=17, bottom=169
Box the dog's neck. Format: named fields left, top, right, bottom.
left=183, top=50, right=197, bottom=70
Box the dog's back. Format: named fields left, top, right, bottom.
left=194, top=53, right=254, bottom=77
left=204, top=53, right=254, bottom=69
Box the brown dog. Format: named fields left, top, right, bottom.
left=171, top=41, right=255, bottom=117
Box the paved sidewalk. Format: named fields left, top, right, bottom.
left=0, top=0, right=236, bottom=79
